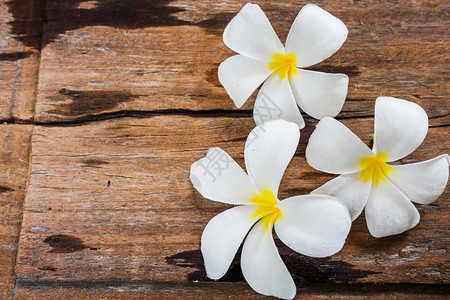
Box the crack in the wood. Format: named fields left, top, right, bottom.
left=305, top=65, right=361, bottom=77
left=1, top=109, right=448, bottom=128
left=0, top=109, right=253, bottom=127
left=429, top=124, right=450, bottom=128
left=335, top=114, right=374, bottom=120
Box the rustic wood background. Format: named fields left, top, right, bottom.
left=0, top=0, right=449, bottom=299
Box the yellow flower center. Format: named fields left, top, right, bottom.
left=251, top=189, right=281, bottom=231
left=269, top=52, right=298, bottom=80
left=359, top=152, right=393, bottom=184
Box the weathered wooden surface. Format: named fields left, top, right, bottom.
left=13, top=283, right=450, bottom=299
left=0, top=0, right=448, bottom=298
left=0, top=0, right=44, bottom=121
left=33, top=0, right=449, bottom=125
left=14, top=117, right=449, bottom=290
left=0, top=0, right=43, bottom=297
left=0, top=125, right=32, bottom=297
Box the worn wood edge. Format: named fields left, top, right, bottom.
left=14, top=280, right=450, bottom=299
left=0, top=124, right=34, bottom=298
left=10, top=126, right=35, bottom=299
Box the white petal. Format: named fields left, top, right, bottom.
left=201, top=205, right=259, bottom=280
left=365, top=179, right=420, bottom=238
left=241, top=220, right=296, bottom=299
left=306, top=117, right=373, bottom=174
left=285, top=4, right=348, bottom=68
left=253, top=74, right=305, bottom=129
left=275, top=195, right=351, bottom=258
left=223, top=3, right=285, bottom=61
left=245, top=120, right=300, bottom=196
left=386, top=154, right=449, bottom=204
left=311, top=173, right=372, bottom=221
left=289, top=69, right=349, bottom=119
left=374, top=96, right=429, bottom=162
left=218, top=55, right=273, bottom=108
left=190, top=147, right=253, bottom=204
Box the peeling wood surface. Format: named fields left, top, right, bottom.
left=0, top=0, right=449, bottom=299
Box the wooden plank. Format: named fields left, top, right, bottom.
left=0, top=0, right=44, bottom=121
left=9, top=0, right=450, bottom=298
left=14, top=116, right=449, bottom=298
left=0, top=0, right=42, bottom=295
left=33, top=0, right=449, bottom=125
left=0, top=124, right=33, bottom=298
left=14, top=283, right=450, bottom=300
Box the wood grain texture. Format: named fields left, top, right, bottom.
left=13, top=283, right=450, bottom=300
left=33, top=0, right=449, bottom=125
left=14, top=116, right=449, bottom=298
left=0, top=124, right=32, bottom=298
left=0, top=0, right=448, bottom=298
left=0, top=0, right=44, bottom=121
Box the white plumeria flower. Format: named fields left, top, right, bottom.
left=218, top=3, right=349, bottom=129
left=306, top=96, right=449, bottom=238
left=190, top=120, right=351, bottom=299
